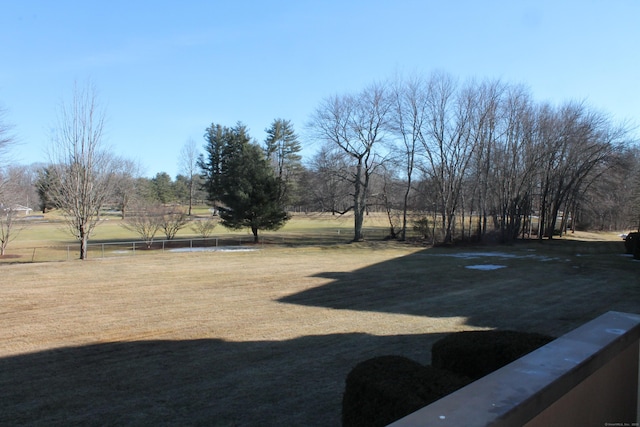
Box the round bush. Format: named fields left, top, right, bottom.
left=431, top=330, right=554, bottom=381
left=342, top=355, right=471, bottom=427
left=624, top=232, right=639, bottom=255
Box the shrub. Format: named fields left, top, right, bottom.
left=624, top=232, right=639, bottom=254
left=412, top=217, right=431, bottom=240
left=342, top=355, right=470, bottom=427
left=190, top=217, right=218, bottom=238
left=431, top=330, right=554, bottom=380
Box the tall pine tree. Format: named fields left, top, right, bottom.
left=199, top=123, right=229, bottom=206
left=200, top=123, right=289, bottom=242
left=264, top=119, right=302, bottom=207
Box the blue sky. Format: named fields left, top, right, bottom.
left=1, top=1, right=639, bottom=178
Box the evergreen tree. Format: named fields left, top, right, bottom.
left=199, top=123, right=229, bottom=204
left=35, top=166, right=58, bottom=213
left=151, top=172, right=174, bottom=204
left=200, top=123, right=289, bottom=242
left=264, top=119, right=302, bottom=206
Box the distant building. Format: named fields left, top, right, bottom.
left=0, top=204, right=33, bottom=216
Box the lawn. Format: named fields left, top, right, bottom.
left=0, top=220, right=638, bottom=425
left=3, top=212, right=394, bottom=262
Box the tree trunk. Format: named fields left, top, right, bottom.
left=188, top=179, right=194, bottom=216
left=385, top=204, right=397, bottom=239
left=252, top=226, right=259, bottom=243
left=353, top=208, right=364, bottom=242
left=400, top=166, right=412, bottom=241
left=353, top=161, right=365, bottom=242
left=80, top=229, right=88, bottom=260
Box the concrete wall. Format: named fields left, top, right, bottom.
left=388, top=311, right=640, bottom=427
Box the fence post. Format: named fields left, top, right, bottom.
left=102, top=243, right=105, bottom=258
left=67, top=246, right=70, bottom=261
left=133, top=242, right=136, bottom=255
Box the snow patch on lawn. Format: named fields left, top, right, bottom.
left=169, top=246, right=257, bottom=253
left=111, top=246, right=258, bottom=254
left=425, top=250, right=561, bottom=271
left=433, top=251, right=556, bottom=262
left=466, top=264, right=506, bottom=270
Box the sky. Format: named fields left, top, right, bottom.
left=1, top=0, right=639, bottom=178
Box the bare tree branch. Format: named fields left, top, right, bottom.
left=309, top=82, right=392, bottom=241
left=179, top=138, right=200, bottom=216
left=48, top=82, right=116, bottom=259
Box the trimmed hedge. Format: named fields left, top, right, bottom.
left=431, top=330, right=554, bottom=380
left=342, top=355, right=471, bottom=427
left=624, top=232, right=639, bottom=255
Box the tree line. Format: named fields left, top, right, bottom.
left=1, top=75, right=639, bottom=259
left=306, top=72, right=637, bottom=243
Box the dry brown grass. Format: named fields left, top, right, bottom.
left=1, top=236, right=639, bottom=426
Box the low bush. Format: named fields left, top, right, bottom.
left=412, top=217, right=431, bottom=240
left=431, top=330, right=554, bottom=380
left=342, top=355, right=470, bottom=427
left=624, top=232, right=639, bottom=255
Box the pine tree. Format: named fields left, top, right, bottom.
left=199, top=123, right=229, bottom=205
left=200, top=123, right=290, bottom=242
left=264, top=119, right=302, bottom=206
left=35, top=166, right=58, bottom=213
left=151, top=172, right=174, bottom=204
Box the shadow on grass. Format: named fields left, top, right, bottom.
left=279, top=240, right=639, bottom=333
left=0, top=332, right=447, bottom=426
left=3, top=239, right=635, bottom=425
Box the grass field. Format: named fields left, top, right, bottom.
left=0, top=215, right=638, bottom=425
left=3, top=212, right=395, bottom=262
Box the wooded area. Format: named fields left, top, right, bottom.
left=306, top=73, right=638, bottom=243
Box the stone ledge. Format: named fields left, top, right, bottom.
left=388, top=311, right=640, bottom=427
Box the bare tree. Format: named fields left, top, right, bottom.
left=123, top=202, right=189, bottom=246
left=306, top=143, right=352, bottom=213
left=310, top=83, right=391, bottom=241
left=390, top=74, right=429, bottom=240
left=1, top=164, right=40, bottom=210
left=374, top=164, right=404, bottom=238
left=0, top=206, right=26, bottom=256
left=112, top=158, right=142, bottom=219
left=474, top=82, right=537, bottom=243
left=0, top=207, right=15, bottom=256
left=190, top=217, right=218, bottom=238
left=0, top=106, right=16, bottom=167
left=122, top=201, right=162, bottom=248
left=48, top=82, right=116, bottom=259
left=624, top=148, right=640, bottom=231
left=418, top=73, right=481, bottom=243
left=179, top=138, right=199, bottom=216
left=0, top=109, right=36, bottom=238
left=0, top=170, right=31, bottom=256
left=495, top=86, right=538, bottom=241
left=160, top=206, right=189, bottom=240
left=534, top=102, right=626, bottom=239
left=0, top=106, right=18, bottom=204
